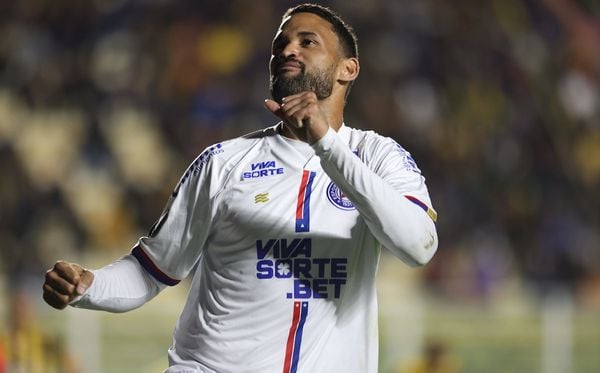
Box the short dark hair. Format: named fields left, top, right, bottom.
left=283, top=4, right=359, bottom=98
left=284, top=4, right=358, bottom=59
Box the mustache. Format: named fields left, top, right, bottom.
left=272, top=57, right=305, bottom=72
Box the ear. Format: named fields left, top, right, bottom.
left=337, top=57, right=359, bottom=83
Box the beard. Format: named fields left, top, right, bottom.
left=269, top=62, right=335, bottom=103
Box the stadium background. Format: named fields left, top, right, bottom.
left=0, top=0, right=598, bottom=371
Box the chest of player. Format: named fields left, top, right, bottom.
left=214, top=157, right=360, bottom=241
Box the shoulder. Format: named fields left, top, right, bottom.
left=343, top=125, right=395, bottom=150
left=176, top=124, right=280, bottom=192
left=189, top=125, right=279, bottom=170
left=344, top=125, right=421, bottom=174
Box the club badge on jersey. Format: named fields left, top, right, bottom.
left=326, top=181, right=355, bottom=210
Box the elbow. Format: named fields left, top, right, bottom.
left=407, top=238, right=437, bottom=267
left=414, top=228, right=439, bottom=266
left=386, top=225, right=438, bottom=267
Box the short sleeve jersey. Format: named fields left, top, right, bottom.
left=131, top=124, right=435, bottom=373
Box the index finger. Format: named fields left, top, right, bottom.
left=264, top=99, right=282, bottom=116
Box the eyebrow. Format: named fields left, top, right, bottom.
left=297, top=31, right=319, bottom=38
left=274, top=30, right=319, bottom=41
left=271, top=30, right=321, bottom=50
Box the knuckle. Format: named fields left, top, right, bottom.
left=43, top=291, right=64, bottom=309
left=65, top=283, right=75, bottom=294
left=43, top=283, right=55, bottom=294
left=55, top=294, right=69, bottom=307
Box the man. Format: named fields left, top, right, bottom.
left=43, top=4, right=438, bottom=373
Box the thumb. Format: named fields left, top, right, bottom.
left=264, top=99, right=283, bottom=118
left=76, top=268, right=94, bottom=295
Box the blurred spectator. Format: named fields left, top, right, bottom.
left=1, top=289, right=78, bottom=373
left=397, top=339, right=462, bottom=373
left=0, top=0, right=598, bottom=359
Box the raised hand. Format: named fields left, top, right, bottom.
left=264, top=91, right=330, bottom=144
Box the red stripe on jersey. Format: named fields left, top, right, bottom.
left=282, top=302, right=302, bottom=373
left=404, top=195, right=437, bottom=222
left=295, top=171, right=310, bottom=219
left=131, top=245, right=180, bottom=286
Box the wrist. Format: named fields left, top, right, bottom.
left=310, top=127, right=337, bottom=153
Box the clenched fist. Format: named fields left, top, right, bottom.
left=43, top=261, right=94, bottom=309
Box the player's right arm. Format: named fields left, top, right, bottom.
left=43, top=144, right=224, bottom=312
left=43, top=256, right=166, bottom=313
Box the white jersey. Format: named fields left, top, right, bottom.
left=96, top=123, right=438, bottom=373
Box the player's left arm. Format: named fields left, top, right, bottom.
left=265, top=92, right=437, bottom=266
left=314, top=129, right=438, bottom=267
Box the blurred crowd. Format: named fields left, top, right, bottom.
left=0, top=0, right=599, bottom=369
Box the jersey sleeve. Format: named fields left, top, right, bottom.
left=131, top=146, right=220, bottom=285
left=71, top=254, right=166, bottom=312
left=313, top=128, right=438, bottom=267
left=372, top=139, right=438, bottom=223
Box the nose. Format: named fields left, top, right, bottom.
left=280, top=41, right=299, bottom=59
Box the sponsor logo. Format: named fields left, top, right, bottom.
left=255, top=193, right=269, bottom=203
left=326, top=181, right=355, bottom=210
left=255, top=238, right=347, bottom=299
left=243, top=160, right=285, bottom=179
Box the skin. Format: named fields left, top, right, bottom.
left=264, top=12, right=359, bottom=144
left=42, top=11, right=360, bottom=310
left=43, top=261, right=93, bottom=309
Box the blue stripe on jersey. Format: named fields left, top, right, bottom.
left=290, top=302, right=309, bottom=373
left=131, top=245, right=180, bottom=286
left=295, top=171, right=316, bottom=232
left=405, top=195, right=438, bottom=222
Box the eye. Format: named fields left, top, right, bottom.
left=301, top=38, right=317, bottom=47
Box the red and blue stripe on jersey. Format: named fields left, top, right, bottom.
left=295, top=171, right=316, bottom=232
left=287, top=172, right=314, bottom=370
left=404, top=195, right=438, bottom=222
left=131, top=245, right=180, bottom=286
left=282, top=301, right=309, bottom=373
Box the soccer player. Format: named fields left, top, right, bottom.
left=42, top=4, right=438, bottom=373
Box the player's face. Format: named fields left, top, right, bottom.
left=269, top=12, right=343, bottom=103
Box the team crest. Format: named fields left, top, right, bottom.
left=326, top=181, right=355, bottom=210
